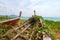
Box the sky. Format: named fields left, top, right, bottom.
left=0, top=0, right=60, bottom=17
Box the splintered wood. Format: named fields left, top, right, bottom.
left=0, top=17, right=52, bottom=40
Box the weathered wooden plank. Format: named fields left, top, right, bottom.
left=1, top=20, right=30, bottom=38
left=11, top=24, right=31, bottom=40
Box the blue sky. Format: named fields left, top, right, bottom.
left=0, top=0, right=60, bottom=17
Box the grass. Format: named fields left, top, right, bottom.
left=44, top=20, right=60, bottom=40
left=45, top=20, right=60, bottom=31
left=35, top=16, right=60, bottom=40
left=0, top=16, right=60, bottom=40
left=0, top=16, right=12, bottom=21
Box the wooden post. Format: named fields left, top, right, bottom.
left=19, top=11, right=22, bottom=17
left=34, top=10, right=36, bottom=16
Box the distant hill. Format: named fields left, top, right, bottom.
left=8, top=15, right=18, bottom=18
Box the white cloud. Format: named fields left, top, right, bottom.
left=0, top=0, right=60, bottom=17
left=0, top=0, right=19, bottom=15
left=30, top=0, right=40, bottom=3
left=25, top=0, right=60, bottom=17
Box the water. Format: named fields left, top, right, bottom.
left=20, top=17, right=30, bottom=20
left=20, top=17, right=60, bottom=21
left=44, top=17, right=60, bottom=21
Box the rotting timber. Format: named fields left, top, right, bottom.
left=0, top=15, right=52, bottom=40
